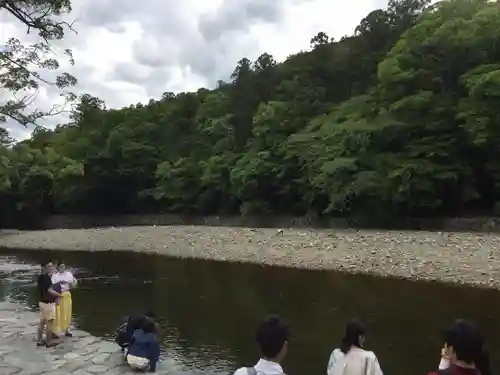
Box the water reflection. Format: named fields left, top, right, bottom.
left=0, top=249, right=500, bottom=375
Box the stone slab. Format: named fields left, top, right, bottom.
left=0, top=301, right=174, bottom=374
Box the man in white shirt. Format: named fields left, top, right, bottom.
left=233, top=315, right=289, bottom=375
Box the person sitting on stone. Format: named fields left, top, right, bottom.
left=125, top=318, right=161, bottom=372
left=115, top=311, right=156, bottom=351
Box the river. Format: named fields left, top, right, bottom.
left=0, top=248, right=499, bottom=375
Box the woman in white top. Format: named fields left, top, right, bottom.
left=51, top=260, right=77, bottom=337
left=326, top=319, right=383, bottom=375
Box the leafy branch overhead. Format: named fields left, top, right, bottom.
left=0, top=0, right=77, bottom=126
left=3, top=0, right=500, bottom=225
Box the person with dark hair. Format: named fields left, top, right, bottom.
left=429, top=319, right=491, bottom=375
left=51, top=260, right=77, bottom=337
left=115, top=311, right=157, bottom=351
left=234, top=314, right=290, bottom=375
left=125, top=317, right=161, bottom=372
left=36, top=260, right=62, bottom=348
left=327, top=319, right=383, bottom=375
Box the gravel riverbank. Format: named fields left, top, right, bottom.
left=0, top=226, right=498, bottom=288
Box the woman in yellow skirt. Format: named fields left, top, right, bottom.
left=51, top=261, right=77, bottom=337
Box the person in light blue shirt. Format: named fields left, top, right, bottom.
left=125, top=318, right=161, bottom=372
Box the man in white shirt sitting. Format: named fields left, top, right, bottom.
left=233, top=315, right=290, bottom=375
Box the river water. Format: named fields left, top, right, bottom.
left=0, top=249, right=499, bottom=375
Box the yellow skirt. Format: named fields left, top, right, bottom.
left=54, top=291, right=72, bottom=334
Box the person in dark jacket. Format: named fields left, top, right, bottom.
left=115, top=311, right=156, bottom=350
left=126, top=318, right=161, bottom=372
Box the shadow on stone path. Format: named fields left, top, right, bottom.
left=0, top=301, right=176, bottom=375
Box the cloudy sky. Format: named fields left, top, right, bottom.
left=1, top=0, right=388, bottom=140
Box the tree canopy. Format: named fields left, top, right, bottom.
left=3, top=0, right=500, bottom=227
left=0, top=0, right=77, bottom=125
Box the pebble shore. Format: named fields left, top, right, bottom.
left=0, top=226, right=499, bottom=288
left=0, top=301, right=177, bottom=374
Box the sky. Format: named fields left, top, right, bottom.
left=0, top=0, right=389, bottom=140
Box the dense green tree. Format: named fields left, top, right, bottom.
left=5, top=0, right=500, bottom=227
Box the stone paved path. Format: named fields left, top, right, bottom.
left=0, top=301, right=177, bottom=375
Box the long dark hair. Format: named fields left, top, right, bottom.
left=340, top=319, right=366, bottom=354
left=475, top=349, right=492, bottom=375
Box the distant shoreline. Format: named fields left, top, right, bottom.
left=9, top=213, right=500, bottom=233
left=0, top=225, right=498, bottom=289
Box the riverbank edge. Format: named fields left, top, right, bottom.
left=0, top=226, right=498, bottom=290
left=0, top=300, right=126, bottom=375
left=5, top=214, right=500, bottom=233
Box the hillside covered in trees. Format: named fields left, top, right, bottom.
left=2, top=0, right=500, bottom=227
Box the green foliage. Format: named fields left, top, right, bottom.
left=0, top=0, right=77, bottom=126
left=5, top=0, right=500, bottom=226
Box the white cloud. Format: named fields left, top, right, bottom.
left=1, top=0, right=386, bottom=140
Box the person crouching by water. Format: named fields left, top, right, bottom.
left=51, top=260, right=77, bottom=338
left=36, top=260, right=62, bottom=348
left=233, top=314, right=290, bottom=375
left=116, top=311, right=157, bottom=351
left=327, top=319, right=383, bottom=375
left=125, top=317, right=161, bottom=372
left=429, top=319, right=491, bottom=375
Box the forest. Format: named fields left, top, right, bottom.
left=2, top=0, right=500, bottom=227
